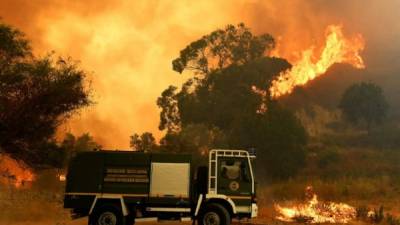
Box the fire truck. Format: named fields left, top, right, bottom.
left=64, top=149, right=257, bottom=225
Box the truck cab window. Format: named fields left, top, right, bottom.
left=221, top=160, right=248, bottom=181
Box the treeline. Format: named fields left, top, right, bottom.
left=131, top=24, right=391, bottom=179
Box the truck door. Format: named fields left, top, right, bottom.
left=217, top=157, right=252, bottom=197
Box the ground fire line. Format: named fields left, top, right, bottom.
left=274, top=186, right=357, bottom=223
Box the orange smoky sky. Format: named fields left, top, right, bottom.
left=0, top=0, right=399, bottom=149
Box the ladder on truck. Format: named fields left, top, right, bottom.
left=208, top=149, right=253, bottom=194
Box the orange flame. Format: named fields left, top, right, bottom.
left=0, top=154, right=35, bottom=188
left=275, top=189, right=356, bottom=223
left=270, top=25, right=365, bottom=98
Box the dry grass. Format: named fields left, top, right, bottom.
left=2, top=144, right=400, bottom=225
left=0, top=187, right=70, bottom=224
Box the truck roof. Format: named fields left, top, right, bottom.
left=71, top=150, right=192, bottom=165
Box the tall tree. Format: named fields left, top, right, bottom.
left=339, top=82, right=388, bottom=132
left=158, top=23, right=307, bottom=179
left=0, top=23, right=91, bottom=167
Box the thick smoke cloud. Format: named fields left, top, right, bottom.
left=0, top=0, right=398, bottom=148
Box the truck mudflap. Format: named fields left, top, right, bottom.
left=194, top=194, right=204, bottom=216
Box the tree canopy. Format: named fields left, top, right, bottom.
left=339, top=82, right=388, bottom=131
left=172, top=23, right=275, bottom=75
left=0, top=23, right=92, bottom=167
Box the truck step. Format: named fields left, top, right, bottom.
left=180, top=217, right=192, bottom=222
left=135, top=217, right=158, bottom=222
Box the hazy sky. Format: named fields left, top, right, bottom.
left=0, top=0, right=399, bottom=149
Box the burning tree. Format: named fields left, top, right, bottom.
left=0, top=22, right=92, bottom=171
left=158, top=23, right=307, bottom=179
left=269, top=25, right=365, bottom=98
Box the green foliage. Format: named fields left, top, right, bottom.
left=317, top=148, right=340, bottom=169
left=0, top=22, right=92, bottom=167
left=386, top=213, right=400, bottom=225
left=61, top=132, right=101, bottom=163
left=0, top=23, right=31, bottom=63
left=159, top=124, right=228, bottom=166
left=366, top=124, right=400, bottom=149
left=356, top=205, right=370, bottom=220
left=160, top=124, right=227, bottom=154
left=37, top=140, right=66, bottom=168
left=229, top=103, right=307, bottom=179
left=372, top=206, right=385, bottom=223
left=130, top=132, right=157, bottom=152
left=339, top=82, right=389, bottom=131
left=334, top=202, right=400, bottom=225
left=317, top=121, right=400, bottom=150
left=62, top=133, right=101, bottom=152
left=357, top=205, right=385, bottom=223
left=177, top=58, right=291, bottom=130
left=157, top=85, right=180, bottom=132
left=172, top=23, right=275, bottom=75
left=266, top=176, right=398, bottom=202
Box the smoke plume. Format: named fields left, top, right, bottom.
left=0, top=0, right=398, bottom=148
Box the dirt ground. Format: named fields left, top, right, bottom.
left=0, top=217, right=267, bottom=225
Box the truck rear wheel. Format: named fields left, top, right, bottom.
left=199, top=203, right=231, bottom=225
left=90, top=206, right=126, bottom=225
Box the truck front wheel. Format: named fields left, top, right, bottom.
left=199, top=203, right=231, bottom=225
left=90, top=206, right=126, bottom=225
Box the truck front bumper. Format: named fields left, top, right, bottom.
left=251, top=203, right=258, bottom=218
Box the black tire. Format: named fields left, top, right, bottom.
left=198, top=203, right=231, bottom=225
left=90, top=205, right=126, bottom=225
